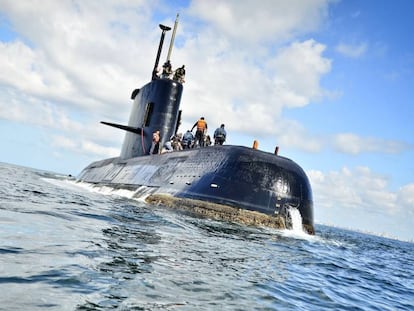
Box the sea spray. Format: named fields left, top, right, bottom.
left=289, top=207, right=304, bottom=233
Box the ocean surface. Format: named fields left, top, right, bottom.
left=0, top=162, right=413, bottom=311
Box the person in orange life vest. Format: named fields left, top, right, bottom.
left=191, top=117, right=208, bottom=147
left=150, top=130, right=161, bottom=154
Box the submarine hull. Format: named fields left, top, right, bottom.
left=78, top=19, right=314, bottom=234
left=78, top=145, right=314, bottom=234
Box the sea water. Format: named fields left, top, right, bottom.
left=0, top=162, right=413, bottom=310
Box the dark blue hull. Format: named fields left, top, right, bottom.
left=78, top=145, right=314, bottom=233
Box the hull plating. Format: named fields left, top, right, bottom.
left=78, top=145, right=314, bottom=233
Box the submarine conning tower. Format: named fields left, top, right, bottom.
left=101, top=16, right=183, bottom=159
left=120, top=79, right=183, bottom=159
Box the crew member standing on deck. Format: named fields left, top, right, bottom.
left=182, top=130, right=194, bottom=149
left=191, top=117, right=208, bottom=147
left=161, top=60, right=173, bottom=78
left=173, top=65, right=186, bottom=83
left=214, top=124, right=227, bottom=145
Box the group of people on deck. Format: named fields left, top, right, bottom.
left=149, top=117, right=227, bottom=155
left=190, top=117, right=227, bottom=148
left=150, top=63, right=228, bottom=154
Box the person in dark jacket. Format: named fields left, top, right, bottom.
left=182, top=130, right=194, bottom=149
left=214, top=124, right=226, bottom=145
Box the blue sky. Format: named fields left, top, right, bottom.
left=0, top=0, right=413, bottom=241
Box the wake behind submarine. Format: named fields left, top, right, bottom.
left=77, top=16, right=315, bottom=234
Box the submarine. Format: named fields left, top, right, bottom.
left=77, top=16, right=314, bottom=234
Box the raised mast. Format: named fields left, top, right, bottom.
left=152, top=24, right=171, bottom=80
left=166, top=13, right=179, bottom=62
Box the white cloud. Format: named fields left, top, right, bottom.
left=308, top=166, right=403, bottom=215
left=270, top=39, right=332, bottom=107
left=0, top=85, right=123, bottom=156
left=397, top=184, right=414, bottom=209
left=0, top=85, right=75, bottom=128
left=51, top=135, right=78, bottom=150
left=333, top=133, right=410, bottom=155
left=80, top=140, right=119, bottom=158
left=307, top=166, right=414, bottom=239
left=336, top=42, right=367, bottom=58
left=1, top=0, right=409, bottom=168
left=189, top=0, right=331, bottom=44
left=1, top=0, right=409, bottom=162
left=273, top=119, right=323, bottom=152
left=180, top=37, right=332, bottom=148
left=51, top=134, right=119, bottom=158
left=0, top=0, right=154, bottom=117
left=0, top=0, right=336, bottom=156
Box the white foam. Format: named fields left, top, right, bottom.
left=279, top=207, right=318, bottom=241
left=42, top=177, right=137, bottom=199
left=66, top=180, right=155, bottom=203
left=41, top=177, right=92, bottom=194
left=290, top=207, right=303, bottom=232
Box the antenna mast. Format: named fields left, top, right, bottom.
left=166, top=13, right=179, bottom=62
left=152, top=24, right=171, bottom=80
